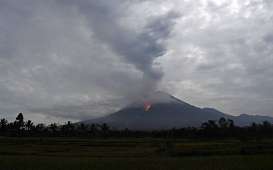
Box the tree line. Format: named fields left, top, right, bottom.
left=0, top=113, right=273, bottom=139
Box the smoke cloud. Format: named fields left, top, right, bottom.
left=62, top=0, right=178, bottom=97
left=3, top=0, right=273, bottom=122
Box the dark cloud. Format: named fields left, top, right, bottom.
left=1, top=0, right=273, bottom=122
left=63, top=0, right=178, bottom=94
left=161, top=0, right=273, bottom=116
left=0, top=0, right=177, bottom=122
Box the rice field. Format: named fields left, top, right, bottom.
left=0, top=137, right=273, bottom=170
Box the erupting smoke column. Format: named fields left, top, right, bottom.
left=64, top=0, right=178, bottom=98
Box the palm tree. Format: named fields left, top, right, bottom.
left=67, top=121, right=74, bottom=132
left=25, top=120, right=34, bottom=131
left=15, top=113, right=24, bottom=130
left=0, top=118, right=8, bottom=132
left=13, top=113, right=24, bottom=132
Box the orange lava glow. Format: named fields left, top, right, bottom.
left=144, top=101, right=152, bottom=111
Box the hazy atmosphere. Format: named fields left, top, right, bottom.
left=1, top=0, right=273, bottom=123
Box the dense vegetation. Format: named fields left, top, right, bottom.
left=1, top=113, right=273, bottom=170
left=1, top=113, right=273, bottom=140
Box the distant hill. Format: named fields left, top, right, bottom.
left=82, top=92, right=273, bottom=130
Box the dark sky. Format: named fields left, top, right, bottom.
left=1, top=0, right=273, bottom=123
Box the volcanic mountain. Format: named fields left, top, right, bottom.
left=83, top=92, right=273, bottom=130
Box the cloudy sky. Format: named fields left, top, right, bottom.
left=1, top=0, right=273, bottom=123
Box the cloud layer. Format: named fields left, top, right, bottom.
left=0, top=0, right=273, bottom=122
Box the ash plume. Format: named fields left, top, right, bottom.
left=63, top=0, right=178, bottom=98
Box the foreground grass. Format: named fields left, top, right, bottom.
left=1, top=155, right=273, bottom=170
left=0, top=137, right=273, bottom=170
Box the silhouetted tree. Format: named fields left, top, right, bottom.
left=261, top=121, right=272, bottom=135
left=60, top=121, right=75, bottom=136
left=262, top=121, right=271, bottom=129
left=218, top=117, right=228, bottom=128
left=35, top=123, right=45, bottom=133
left=67, top=121, right=74, bottom=132
left=202, top=120, right=218, bottom=130
left=89, top=124, right=98, bottom=136
left=0, top=118, right=8, bottom=132
left=25, top=120, right=34, bottom=131
left=0, top=112, right=273, bottom=139
left=78, top=123, right=88, bottom=135
left=101, top=123, right=110, bottom=137
left=227, top=119, right=234, bottom=128
left=49, top=123, right=58, bottom=133
left=15, top=113, right=24, bottom=132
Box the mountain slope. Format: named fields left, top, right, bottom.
left=83, top=92, right=273, bottom=130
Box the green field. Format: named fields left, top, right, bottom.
left=0, top=137, right=273, bottom=170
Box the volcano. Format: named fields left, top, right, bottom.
left=82, top=92, right=273, bottom=130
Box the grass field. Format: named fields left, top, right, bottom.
left=0, top=137, right=273, bottom=170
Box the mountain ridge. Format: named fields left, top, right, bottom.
left=82, top=92, right=273, bottom=130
